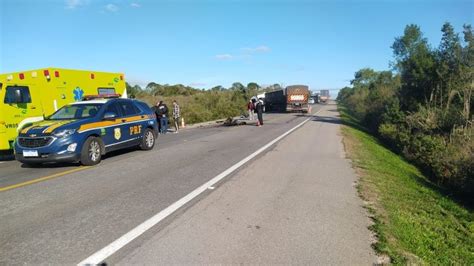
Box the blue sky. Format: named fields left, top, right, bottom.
left=1, top=0, right=472, bottom=90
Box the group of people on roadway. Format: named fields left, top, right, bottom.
left=152, top=100, right=181, bottom=134
left=247, top=97, right=264, bottom=127
left=153, top=97, right=263, bottom=135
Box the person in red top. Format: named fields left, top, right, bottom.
left=247, top=100, right=255, bottom=121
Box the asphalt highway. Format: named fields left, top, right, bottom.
left=1, top=104, right=349, bottom=264
left=117, top=102, right=376, bottom=265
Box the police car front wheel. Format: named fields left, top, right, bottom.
left=81, top=137, right=103, bottom=166
left=140, top=128, right=155, bottom=150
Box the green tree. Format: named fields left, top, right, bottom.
left=211, top=85, right=225, bottom=91
left=247, top=82, right=260, bottom=91
left=392, top=24, right=436, bottom=110
left=230, top=82, right=245, bottom=92
left=437, top=22, right=463, bottom=110
left=460, top=24, right=474, bottom=120
left=270, top=83, right=283, bottom=91
left=125, top=82, right=142, bottom=98
left=351, top=68, right=378, bottom=88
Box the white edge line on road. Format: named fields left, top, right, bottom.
left=78, top=110, right=320, bottom=265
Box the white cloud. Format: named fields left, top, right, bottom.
left=215, top=45, right=270, bottom=62
left=189, top=82, right=207, bottom=87
left=130, top=2, right=141, bottom=8
left=215, top=54, right=233, bottom=60
left=65, top=0, right=88, bottom=9
left=242, top=45, right=271, bottom=53
left=105, top=3, right=119, bottom=12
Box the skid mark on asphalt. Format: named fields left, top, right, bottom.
left=0, top=166, right=90, bottom=192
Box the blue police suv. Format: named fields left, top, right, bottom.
left=15, top=96, right=158, bottom=166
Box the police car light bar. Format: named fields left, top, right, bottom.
left=83, top=94, right=122, bottom=100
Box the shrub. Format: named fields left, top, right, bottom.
left=378, top=123, right=398, bottom=142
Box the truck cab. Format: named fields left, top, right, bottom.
left=0, top=80, right=44, bottom=151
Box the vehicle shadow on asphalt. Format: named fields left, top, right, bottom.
left=312, top=112, right=369, bottom=134
left=295, top=114, right=314, bottom=117
left=21, top=162, right=81, bottom=169
left=0, top=151, right=15, bottom=161
left=311, top=115, right=343, bottom=125
left=311, top=115, right=370, bottom=134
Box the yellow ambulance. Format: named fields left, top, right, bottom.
left=0, top=68, right=127, bottom=152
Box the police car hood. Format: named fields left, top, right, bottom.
left=21, top=119, right=82, bottom=135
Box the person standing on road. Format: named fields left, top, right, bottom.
left=254, top=98, right=264, bottom=126
left=152, top=101, right=162, bottom=134
left=172, top=100, right=180, bottom=133
left=157, top=100, right=169, bottom=134
left=247, top=100, right=255, bottom=120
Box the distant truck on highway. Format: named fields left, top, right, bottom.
left=0, top=68, right=127, bottom=153
left=320, top=89, right=330, bottom=103
left=262, top=85, right=310, bottom=113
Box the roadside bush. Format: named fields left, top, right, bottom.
left=378, top=123, right=398, bottom=143
left=403, top=134, right=445, bottom=172
left=130, top=82, right=249, bottom=125
left=338, top=22, right=473, bottom=198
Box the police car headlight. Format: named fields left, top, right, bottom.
left=53, top=129, right=76, bottom=138
left=67, top=143, right=77, bottom=152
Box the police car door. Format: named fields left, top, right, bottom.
left=101, top=101, right=123, bottom=151
left=116, top=100, right=142, bottom=147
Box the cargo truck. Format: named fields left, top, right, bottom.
left=286, top=85, right=310, bottom=113
left=260, top=85, right=310, bottom=113
left=0, top=68, right=127, bottom=152
left=320, top=89, right=330, bottom=103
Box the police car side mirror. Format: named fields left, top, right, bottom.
left=103, top=112, right=117, bottom=120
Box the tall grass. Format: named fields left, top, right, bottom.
left=339, top=104, right=474, bottom=265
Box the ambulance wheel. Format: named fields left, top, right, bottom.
left=81, top=137, right=102, bottom=166
left=140, top=128, right=155, bottom=150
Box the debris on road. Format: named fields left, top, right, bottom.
left=223, top=117, right=247, bottom=126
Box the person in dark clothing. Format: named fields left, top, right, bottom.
left=157, top=100, right=169, bottom=134
left=254, top=98, right=264, bottom=126
left=151, top=101, right=161, bottom=133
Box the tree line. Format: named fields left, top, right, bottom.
left=338, top=22, right=473, bottom=196
left=126, top=81, right=283, bottom=124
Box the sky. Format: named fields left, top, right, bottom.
left=0, top=0, right=472, bottom=91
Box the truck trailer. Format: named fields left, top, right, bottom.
left=0, top=68, right=127, bottom=152
left=260, top=85, right=310, bottom=113
left=286, top=85, right=310, bottom=113
left=264, top=89, right=286, bottom=112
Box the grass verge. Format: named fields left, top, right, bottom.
left=338, top=104, right=474, bottom=265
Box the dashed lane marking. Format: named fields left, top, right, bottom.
left=0, top=166, right=91, bottom=192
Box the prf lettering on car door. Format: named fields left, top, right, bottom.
left=130, top=125, right=142, bottom=135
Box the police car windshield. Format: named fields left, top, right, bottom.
left=48, top=104, right=103, bottom=120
